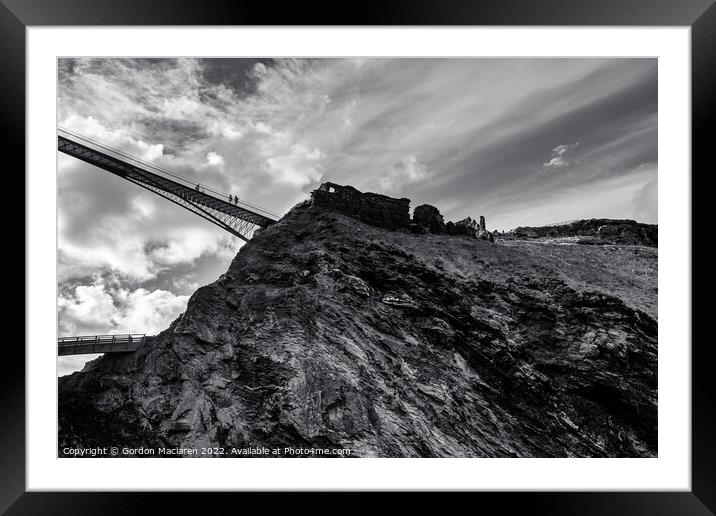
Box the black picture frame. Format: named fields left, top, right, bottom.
left=3, top=0, right=713, bottom=512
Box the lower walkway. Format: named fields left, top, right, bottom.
left=58, top=334, right=146, bottom=356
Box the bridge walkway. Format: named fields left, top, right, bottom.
left=58, top=334, right=147, bottom=356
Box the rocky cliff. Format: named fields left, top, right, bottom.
left=59, top=189, right=657, bottom=458
left=506, top=219, right=657, bottom=247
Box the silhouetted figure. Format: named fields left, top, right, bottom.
left=229, top=194, right=233, bottom=203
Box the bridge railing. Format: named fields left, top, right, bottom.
left=57, top=334, right=146, bottom=356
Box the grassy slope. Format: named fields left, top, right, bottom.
left=500, top=240, right=657, bottom=319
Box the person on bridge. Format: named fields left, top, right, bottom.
left=195, top=184, right=200, bottom=192
left=229, top=194, right=234, bottom=203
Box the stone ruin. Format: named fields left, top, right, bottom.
left=311, top=182, right=494, bottom=242
left=446, top=215, right=494, bottom=242
left=311, top=182, right=410, bottom=230
left=415, top=206, right=494, bottom=242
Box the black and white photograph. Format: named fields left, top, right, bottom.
left=56, top=57, right=658, bottom=459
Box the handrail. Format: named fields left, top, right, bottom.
left=58, top=333, right=146, bottom=343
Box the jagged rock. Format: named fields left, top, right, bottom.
left=413, top=204, right=445, bottom=234
left=59, top=199, right=657, bottom=458
left=453, top=217, right=479, bottom=237
left=450, top=216, right=494, bottom=242
left=331, top=268, right=373, bottom=297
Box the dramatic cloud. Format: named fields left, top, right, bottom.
left=58, top=284, right=189, bottom=336
left=58, top=57, right=657, bottom=374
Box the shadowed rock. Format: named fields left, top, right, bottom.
left=413, top=204, right=445, bottom=234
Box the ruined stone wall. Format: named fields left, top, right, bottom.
left=311, top=182, right=494, bottom=241
left=311, top=182, right=410, bottom=230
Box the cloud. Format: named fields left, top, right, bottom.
left=378, top=155, right=430, bottom=192
left=58, top=283, right=189, bottom=336
left=542, top=156, right=568, bottom=168
left=261, top=144, right=325, bottom=187
left=543, top=142, right=580, bottom=169
left=57, top=284, right=117, bottom=333
left=149, top=228, right=235, bottom=267
left=206, top=151, right=225, bottom=167
left=61, top=114, right=167, bottom=164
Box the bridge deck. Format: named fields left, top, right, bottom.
left=58, top=334, right=147, bottom=356
left=57, top=129, right=278, bottom=241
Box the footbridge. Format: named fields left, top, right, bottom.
left=58, top=334, right=147, bottom=356
left=57, top=127, right=279, bottom=242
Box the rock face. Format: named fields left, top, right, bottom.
left=412, top=204, right=445, bottom=234
left=509, top=219, right=657, bottom=247
left=311, top=182, right=410, bottom=231
left=59, top=201, right=658, bottom=458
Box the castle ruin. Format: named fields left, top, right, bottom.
left=311, top=182, right=494, bottom=242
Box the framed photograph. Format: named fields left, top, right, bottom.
left=4, top=0, right=713, bottom=512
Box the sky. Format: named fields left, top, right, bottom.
left=57, top=57, right=658, bottom=375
